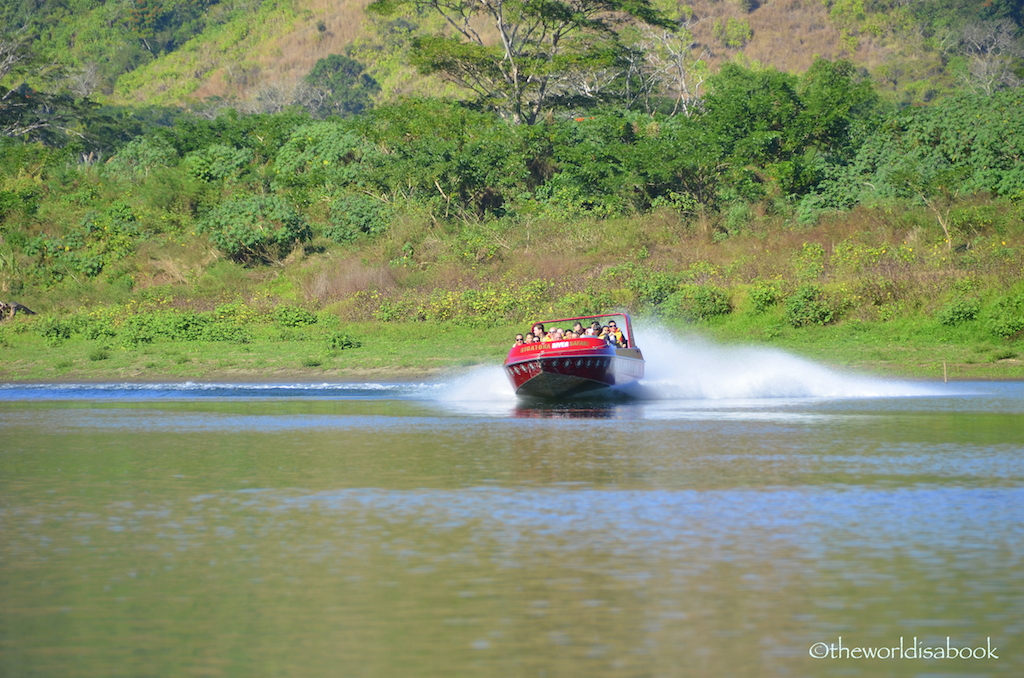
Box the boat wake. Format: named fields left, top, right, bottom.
left=436, top=326, right=943, bottom=404
left=626, top=327, right=941, bottom=400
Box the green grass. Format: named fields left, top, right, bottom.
left=0, top=321, right=513, bottom=382
left=1, top=315, right=1021, bottom=383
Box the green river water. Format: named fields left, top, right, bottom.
left=1, top=362, right=1022, bottom=677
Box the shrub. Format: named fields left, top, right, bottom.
left=105, top=136, right=178, bottom=181
left=609, top=264, right=680, bottom=308
left=325, top=332, right=362, bottom=350
left=120, top=316, right=155, bottom=346
left=38, top=318, right=73, bottom=345
left=82, top=316, right=118, bottom=340
left=161, top=312, right=212, bottom=341
left=748, top=281, right=781, bottom=313
left=665, top=285, right=732, bottom=321
left=200, top=195, right=312, bottom=264
left=275, top=306, right=318, bottom=327
left=785, top=285, right=838, bottom=327
left=936, top=298, right=980, bottom=326
left=183, top=144, right=254, bottom=182
left=323, top=194, right=389, bottom=243
left=202, top=323, right=252, bottom=343
left=985, top=292, right=1024, bottom=338
left=88, top=347, right=110, bottom=361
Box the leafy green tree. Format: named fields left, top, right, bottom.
left=183, top=144, right=254, bottom=182
left=199, top=195, right=312, bottom=264
left=155, top=109, right=310, bottom=161
left=355, top=99, right=527, bottom=215
left=810, top=89, right=1024, bottom=212
left=367, top=0, right=675, bottom=124
left=699, top=60, right=878, bottom=198
left=303, top=54, right=381, bottom=118
left=273, top=121, right=367, bottom=191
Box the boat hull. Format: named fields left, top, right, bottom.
left=504, top=341, right=644, bottom=398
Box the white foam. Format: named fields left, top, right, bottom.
left=631, top=325, right=942, bottom=400
left=433, top=365, right=518, bottom=403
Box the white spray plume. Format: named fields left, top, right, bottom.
left=632, top=325, right=941, bottom=400
left=436, top=324, right=942, bottom=402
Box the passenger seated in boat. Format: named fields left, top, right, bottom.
left=514, top=334, right=525, bottom=347
left=598, top=326, right=618, bottom=346
left=531, top=323, right=545, bottom=337
left=608, top=320, right=626, bottom=347
left=572, top=322, right=584, bottom=336
left=524, top=333, right=535, bottom=344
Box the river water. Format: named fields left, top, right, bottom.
left=1, top=335, right=1022, bottom=677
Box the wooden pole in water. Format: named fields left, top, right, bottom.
left=943, top=361, right=948, bottom=383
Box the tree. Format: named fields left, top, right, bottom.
left=630, top=13, right=710, bottom=116
left=367, top=0, right=676, bottom=124
left=958, top=20, right=1023, bottom=94
left=302, top=54, right=381, bottom=118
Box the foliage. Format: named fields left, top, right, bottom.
left=785, top=284, right=839, bottom=327
left=273, top=122, right=366, bottom=191
left=936, top=298, right=980, bottom=326
left=324, top=194, right=390, bottom=242
left=702, top=60, right=878, bottom=199
left=183, top=144, right=254, bottom=182
left=355, top=99, right=526, bottom=216
left=199, top=195, right=311, bottom=264
left=104, top=136, right=178, bottom=180
left=712, top=18, right=753, bottom=49
left=985, top=292, right=1024, bottom=338
left=368, top=0, right=675, bottom=124
left=808, top=89, right=1024, bottom=212
left=21, top=201, right=143, bottom=281
left=38, top=318, right=73, bottom=345
left=155, top=109, right=310, bottom=161
left=325, top=332, right=362, bottom=350
left=607, top=263, right=680, bottom=308
left=664, top=285, right=732, bottom=321
left=304, top=54, right=381, bottom=118
left=748, top=281, right=781, bottom=313
left=274, top=306, right=318, bottom=327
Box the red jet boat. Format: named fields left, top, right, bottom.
left=504, top=314, right=644, bottom=398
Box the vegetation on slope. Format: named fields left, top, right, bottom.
left=1, top=0, right=1023, bottom=380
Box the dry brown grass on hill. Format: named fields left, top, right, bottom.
left=195, top=0, right=373, bottom=101
left=683, top=0, right=894, bottom=73
left=300, top=256, right=398, bottom=302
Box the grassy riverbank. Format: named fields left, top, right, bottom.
left=2, top=314, right=1021, bottom=383
left=3, top=194, right=1023, bottom=384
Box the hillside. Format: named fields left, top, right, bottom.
left=3, top=0, right=1020, bottom=110
left=2, top=0, right=1023, bottom=382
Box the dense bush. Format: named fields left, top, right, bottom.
left=184, top=144, right=254, bottom=182
left=748, top=281, right=781, bottom=314
left=325, top=332, right=362, bottom=350
left=986, top=292, right=1024, bottom=338
left=936, top=298, right=980, bottom=326
left=199, top=195, right=312, bottom=263
left=274, top=306, right=318, bottom=327
left=324, top=194, right=389, bottom=242
left=785, top=285, right=839, bottom=327
left=104, top=136, right=178, bottom=181
left=664, top=285, right=732, bottom=321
